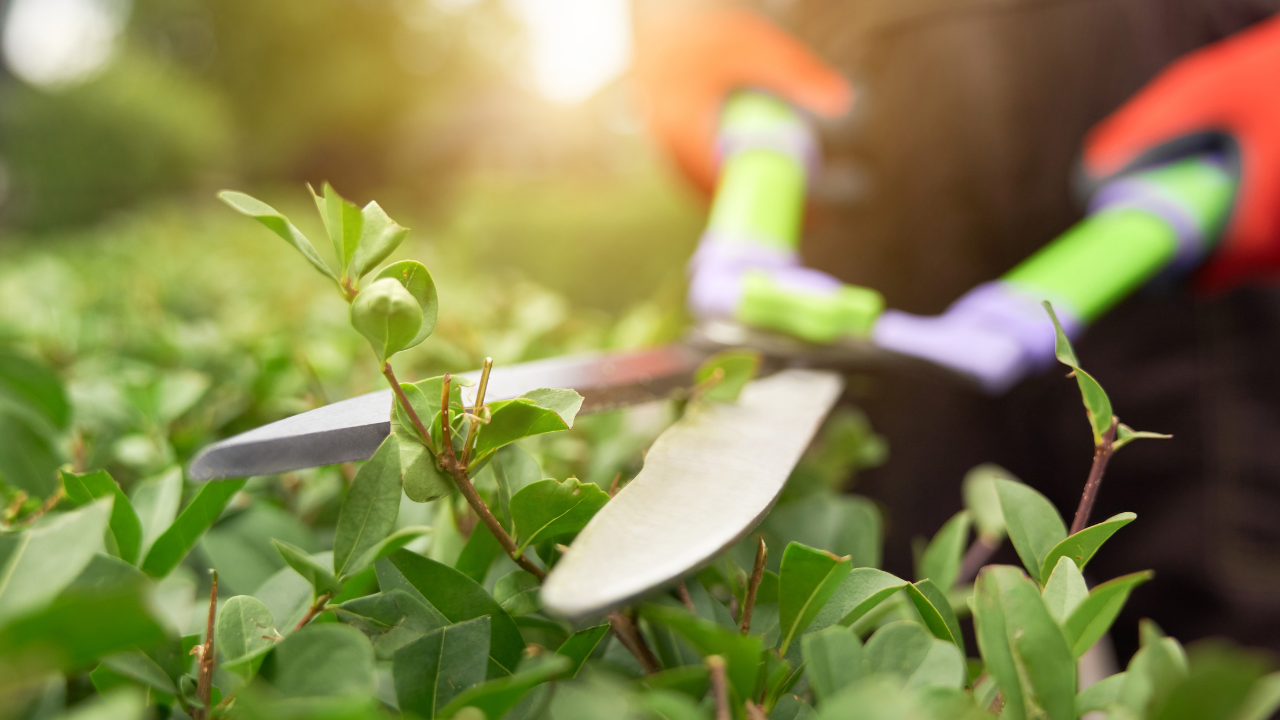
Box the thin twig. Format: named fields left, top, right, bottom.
left=608, top=472, right=623, bottom=497
left=745, top=701, right=769, bottom=720
left=608, top=611, right=661, bottom=675
left=708, top=655, right=730, bottom=720
left=294, top=591, right=333, bottom=631
left=382, top=363, right=438, bottom=459
left=194, top=571, right=218, bottom=720
left=1070, top=417, right=1119, bottom=535
left=438, top=374, right=546, bottom=581
left=956, top=534, right=1002, bottom=586
left=461, top=357, right=493, bottom=468
left=740, top=538, right=767, bottom=633
left=677, top=581, right=696, bottom=612
left=15, top=488, right=63, bottom=527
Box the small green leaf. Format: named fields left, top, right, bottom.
left=267, top=623, right=376, bottom=698
left=472, top=388, right=584, bottom=459
left=344, top=526, right=430, bottom=582
left=310, top=182, right=363, bottom=277
left=333, top=435, right=402, bottom=578
left=1063, top=570, right=1153, bottom=658
left=1077, top=672, right=1126, bottom=714
left=271, top=539, right=342, bottom=597
left=492, top=445, right=542, bottom=533
left=129, top=467, right=182, bottom=562
left=218, top=190, right=337, bottom=281
left=802, top=625, right=864, bottom=703
left=510, top=477, right=609, bottom=556
left=640, top=604, right=763, bottom=701
left=1043, top=301, right=1113, bottom=444
left=0, top=497, right=113, bottom=625
left=438, top=654, right=572, bottom=720
left=971, top=567, right=1027, bottom=720
left=454, top=521, right=502, bottom=583
left=376, top=549, right=523, bottom=678
left=350, top=277, right=422, bottom=363
left=805, top=567, right=908, bottom=634
left=493, top=570, right=541, bottom=617
left=639, top=665, right=710, bottom=699
left=777, top=542, right=853, bottom=655
left=962, top=464, right=1011, bottom=540
left=58, top=471, right=141, bottom=567
left=331, top=589, right=449, bottom=661
left=1113, top=423, right=1172, bottom=451
left=1041, top=556, right=1088, bottom=624
left=904, top=579, right=965, bottom=655
left=693, top=349, right=760, bottom=402
left=1039, top=512, right=1136, bottom=582
left=98, top=651, right=178, bottom=695
left=985, top=565, right=1077, bottom=720
left=216, top=595, right=277, bottom=681
left=393, top=417, right=454, bottom=502
left=916, top=511, right=971, bottom=590
left=555, top=623, right=610, bottom=679
left=1148, top=643, right=1270, bottom=720
left=863, top=622, right=965, bottom=690
left=393, top=617, right=491, bottom=718
left=349, top=200, right=409, bottom=283
left=995, top=478, right=1067, bottom=585
left=1116, top=622, right=1187, bottom=716
left=811, top=675, right=914, bottom=719
left=141, top=478, right=246, bottom=578
left=375, top=260, right=438, bottom=349
left=0, top=348, right=69, bottom=430
left=1232, top=671, right=1280, bottom=720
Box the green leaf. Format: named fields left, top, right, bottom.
left=1039, top=512, right=1135, bottom=585
left=49, top=688, right=147, bottom=720
left=962, top=464, right=1010, bottom=540
left=812, top=676, right=914, bottom=720
left=472, top=388, right=584, bottom=459
left=272, top=540, right=342, bottom=597
left=0, top=585, right=167, bottom=683
left=376, top=549, right=523, bottom=678
left=494, top=570, right=541, bottom=617
left=1077, top=672, right=1126, bottom=714
left=764, top=493, right=882, bottom=569
left=777, top=542, right=853, bottom=654
left=0, top=497, right=112, bottom=624
left=640, top=604, right=763, bottom=701
left=61, top=470, right=143, bottom=565
left=0, top=404, right=61, bottom=499
left=455, top=521, right=502, bottom=583
left=640, top=688, right=708, bottom=720
left=904, top=579, right=965, bottom=655
left=802, top=625, right=864, bottom=703
left=393, top=375, right=470, bottom=451
left=438, top=653, right=571, bottom=720
left=1115, top=622, right=1187, bottom=716
left=639, top=665, right=710, bottom=699
left=0, top=348, right=69, bottom=430
left=349, top=200, right=409, bottom=283
left=141, top=478, right=246, bottom=578
left=985, top=565, right=1076, bottom=720
left=693, top=349, right=760, bottom=402
left=395, top=421, right=454, bottom=503
left=331, top=589, right=449, bottom=661
left=806, top=567, right=908, bottom=634
left=216, top=595, right=277, bottom=681
left=345, top=526, right=430, bottom=582
left=333, top=435, right=402, bottom=578
left=555, top=623, right=610, bottom=679
left=492, top=445, right=542, bottom=532
left=916, top=511, right=971, bottom=590
left=1232, top=672, right=1280, bottom=720
left=218, top=191, right=337, bottom=281
left=1149, top=643, right=1270, bottom=720
left=1113, top=423, right=1171, bottom=451
left=375, top=260, right=438, bottom=349
left=995, top=478, right=1066, bottom=585
left=267, top=623, right=376, bottom=698
left=509, top=477, right=609, bottom=556
left=98, top=650, right=178, bottom=695
left=1041, top=556, right=1088, bottom=624
left=310, top=183, right=363, bottom=278
left=393, top=617, right=492, bottom=718
left=1043, top=301, right=1113, bottom=444
left=129, top=467, right=182, bottom=562
left=971, top=567, right=1026, bottom=720
left=864, top=622, right=966, bottom=690
left=350, top=277, right=422, bottom=363
left=1063, top=571, right=1153, bottom=658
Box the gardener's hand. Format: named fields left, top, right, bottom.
left=872, top=281, right=1082, bottom=394
left=633, top=6, right=852, bottom=193
left=1083, top=14, right=1280, bottom=292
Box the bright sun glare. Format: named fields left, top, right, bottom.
left=2, top=0, right=129, bottom=89
left=508, top=0, right=632, bottom=105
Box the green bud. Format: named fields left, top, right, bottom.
left=351, top=277, right=422, bottom=363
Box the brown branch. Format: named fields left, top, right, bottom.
left=677, top=581, right=696, bottom=612
left=437, top=374, right=546, bottom=581
left=14, top=487, right=63, bottom=528
left=608, top=611, right=661, bottom=675
left=1070, top=417, right=1119, bottom=535
left=745, top=701, right=769, bottom=720
left=957, top=534, right=1002, bottom=586
left=293, top=591, right=333, bottom=631
left=194, top=571, right=218, bottom=720
left=382, top=363, right=437, bottom=459
left=708, top=655, right=730, bottom=720
left=740, top=538, right=767, bottom=633
left=460, top=357, right=493, bottom=468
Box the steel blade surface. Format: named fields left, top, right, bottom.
left=540, top=368, right=845, bottom=619
left=188, top=344, right=704, bottom=480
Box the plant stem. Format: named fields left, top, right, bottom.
left=294, top=591, right=333, bottom=631
left=461, top=357, right=493, bottom=468
left=195, top=571, right=218, bottom=720
left=608, top=610, right=661, bottom=675
left=740, top=537, right=767, bottom=634
left=437, top=374, right=546, bottom=581
left=677, top=581, right=696, bottom=612
left=745, top=701, right=768, bottom=720
left=1070, top=417, right=1119, bottom=535
left=708, top=655, right=730, bottom=720
left=382, top=363, right=437, bottom=460
left=15, top=488, right=63, bottom=527
left=956, top=534, right=1002, bottom=586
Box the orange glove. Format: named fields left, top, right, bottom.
left=633, top=7, right=853, bottom=194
